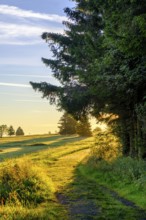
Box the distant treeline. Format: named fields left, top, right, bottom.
left=0, top=125, right=24, bottom=138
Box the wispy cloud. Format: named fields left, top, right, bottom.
left=0, top=22, right=63, bottom=45
left=0, top=5, right=66, bottom=23
left=0, top=73, right=52, bottom=78
left=0, top=22, right=62, bottom=38
left=0, top=57, right=44, bottom=66
left=16, top=99, right=48, bottom=103
left=0, top=82, right=31, bottom=88
left=0, top=4, right=66, bottom=45
left=0, top=91, right=41, bottom=98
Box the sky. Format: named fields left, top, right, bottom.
left=0, top=0, right=76, bottom=135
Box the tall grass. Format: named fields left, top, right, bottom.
left=87, top=156, right=146, bottom=187
left=81, top=130, right=146, bottom=208
left=0, top=158, right=60, bottom=220
left=0, top=159, right=54, bottom=206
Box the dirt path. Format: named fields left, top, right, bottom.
left=47, top=147, right=146, bottom=220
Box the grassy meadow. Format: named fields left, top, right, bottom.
left=0, top=133, right=146, bottom=219
left=0, top=134, right=93, bottom=219
left=0, top=134, right=84, bottom=161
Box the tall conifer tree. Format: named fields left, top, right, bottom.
left=31, top=0, right=146, bottom=158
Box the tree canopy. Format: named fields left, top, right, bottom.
left=8, top=125, right=15, bottom=136
left=0, top=125, right=8, bottom=138
left=16, top=127, right=24, bottom=136
left=30, top=0, right=146, bottom=158
left=58, top=113, right=77, bottom=135
left=58, top=113, right=92, bottom=136
left=76, top=117, right=92, bottom=137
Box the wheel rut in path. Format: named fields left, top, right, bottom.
left=48, top=148, right=146, bottom=219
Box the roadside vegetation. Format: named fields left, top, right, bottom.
left=0, top=133, right=146, bottom=219
left=80, top=129, right=146, bottom=210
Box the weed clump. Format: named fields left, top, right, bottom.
left=0, top=159, right=54, bottom=206
left=91, top=130, right=122, bottom=162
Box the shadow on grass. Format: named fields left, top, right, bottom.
left=56, top=163, right=146, bottom=220
left=0, top=135, right=62, bottom=148
left=0, top=136, right=85, bottom=162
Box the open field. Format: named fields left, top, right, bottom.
left=0, top=134, right=92, bottom=219
left=0, top=134, right=84, bottom=161
left=0, top=134, right=146, bottom=219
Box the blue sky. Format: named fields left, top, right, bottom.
left=0, top=0, right=76, bottom=135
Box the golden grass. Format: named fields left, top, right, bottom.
left=0, top=134, right=57, bottom=144
left=0, top=135, right=94, bottom=220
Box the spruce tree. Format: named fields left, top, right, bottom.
left=76, top=117, right=92, bottom=137
left=16, top=127, right=24, bottom=136
left=8, top=126, right=15, bottom=136
left=58, top=113, right=77, bottom=135
left=30, top=0, right=146, bottom=158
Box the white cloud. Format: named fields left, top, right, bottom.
left=0, top=22, right=63, bottom=45
left=0, top=39, right=41, bottom=46
left=0, top=22, right=62, bottom=38
left=0, top=57, right=42, bottom=66
left=0, top=5, right=66, bottom=23
left=0, top=82, right=31, bottom=88
left=16, top=99, right=48, bottom=103
left=0, top=74, right=52, bottom=78
left=0, top=91, right=41, bottom=98
left=0, top=4, right=66, bottom=45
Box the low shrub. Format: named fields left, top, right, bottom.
left=0, top=159, right=54, bottom=206
left=91, top=129, right=122, bottom=162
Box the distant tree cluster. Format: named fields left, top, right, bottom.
left=58, top=113, right=92, bottom=137
left=0, top=125, right=24, bottom=138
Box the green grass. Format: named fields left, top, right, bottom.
left=1, top=133, right=146, bottom=219
left=0, top=135, right=83, bottom=161
left=65, top=166, right=145, bottom=220
left=0, top=159, right=54, bottom=205
left=0, top=135, right=93, bottom=219
left=81, top=129, right=146, bottom=210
